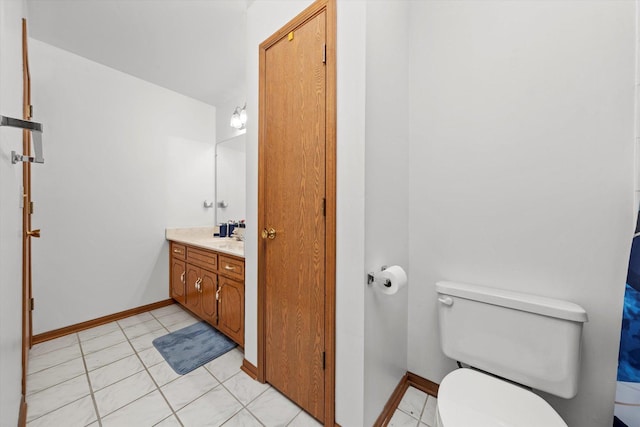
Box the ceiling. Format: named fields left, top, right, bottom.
left=26, top=0, right=248, bottom=107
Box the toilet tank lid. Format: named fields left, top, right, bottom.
left=436, top=281, right=588, bottom=322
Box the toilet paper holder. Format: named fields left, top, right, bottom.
left=367, top=266, right=392, bottom=288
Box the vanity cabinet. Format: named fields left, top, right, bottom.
left=169, top=241, right=244, bottom=346
left=170, top=243, right=187, bottom=305
left=217, top=275, right=245, bottom=345
left=185, top=265, right=217, bottom=324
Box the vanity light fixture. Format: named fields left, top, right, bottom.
left=230, top=103, right=247, bottom=130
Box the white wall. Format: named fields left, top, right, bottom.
left=363, top=1, right=410, bottom=425
left=406, top=2, right=635, bottom=426
left=335, top=1, right=367, bottom=424
left=0, top=1, right=27, bottom=424
left=29, top=39, right=216, bottom=333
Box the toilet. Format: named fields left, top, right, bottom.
left=435, top=281, right=588, bottom=427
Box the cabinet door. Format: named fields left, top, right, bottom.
left=171, top=258, right=186, bottom=305
left=185, top=265, right=201, bottom=314
left=200, top=269, right=217, bottom=324
left=218, top=276, right=244, bottom=346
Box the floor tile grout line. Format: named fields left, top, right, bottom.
left=78, top=323, right=123, bottom=342
left=86, top=327, right=168, bottom=419
left=25, top=370, right=86, bottom=400
left=416, top=389, right=429, bottom=422
left=215, top=371, right=268, bottom=427
left=29, top=334, right=80, bottom=359
left=27, top=348, right=83, bottom=376
left=284, top=409, right=304, bottom=426
left=78, top=334, right=104, bottom=427
left=23, top=391, right=93, bottom=425
left=118, top=318, right=185, bottom=427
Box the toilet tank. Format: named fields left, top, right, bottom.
left=436, top=281, right=588, bottom=398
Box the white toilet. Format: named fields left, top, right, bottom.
left=435, top=281, right=588, bottom=427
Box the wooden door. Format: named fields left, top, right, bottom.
left=259, top=2, right=335, bottom=421
left=200, top=269, right=217, bottom=323
left=185, top=265, right=201, bottom=314
left=22, top=18, right=35, bottom=402
left=218, top=276, right=244, bottom=346
left=171, top=259, right=186, bottom=304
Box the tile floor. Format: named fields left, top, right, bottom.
left=26, top=304, right=323, bottom=427
left=26, top=303, right=436, bottom=427
left=388, top=387, right=437, bottom=427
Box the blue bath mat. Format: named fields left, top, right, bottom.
left=152, top=321, right=236, bottom=375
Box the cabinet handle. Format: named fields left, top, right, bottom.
left=194, top=278, right=200, bottom=291
left=180, top=272, right=185, bottom=283
left=218, top=284, right=223, bottom=302
left=173, top=248, right=183, bottom=254
left=198, top=278, right=203, bottom=292
left=216, top=288, right=220, bottom=301
left=224, top=265, right=235, bottom=271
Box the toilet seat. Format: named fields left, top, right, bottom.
left=436, top=368, right=567, bottom=427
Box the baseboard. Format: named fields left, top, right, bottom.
left=373, top=371, right=439, bottom=427
left=18, top=395, right=27, bottom=427
left=32, top=299, right=174, bottom=344
left=241, top=358, right=258, bottom=380
left=407, top=371, right=439, bottom=397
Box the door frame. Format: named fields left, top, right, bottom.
left=257, top=0, right=336, bottom=424
left=21, top=16, right=32, bottom=396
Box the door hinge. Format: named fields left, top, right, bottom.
left=30, top=298, right=34, bottom=311
left=322, top=198, right=326, bottom=216
left=29, top=201, right=34, bottom=214
left=322, top=351, right=326, bottom=370
left=29, top=105, right=33, bottom=118
left=322, top=44, right=326, bottom=64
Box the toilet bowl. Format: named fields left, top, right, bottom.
left=435, top=368, right=566, bottom=427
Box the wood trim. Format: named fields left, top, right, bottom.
left=257, top=0, right=336, bottom=424
left=324, top=1, right=337, bottom=424
left=407, top=371, right=439, bottom=397
left=373, top=373, right=411, bottom=427
left=374, top=372, right=439, bottom=427
left=18, top=395, right=27, bottom=427
left=21, top=17, right=32, bottom=399
left=241, top=358, right=258, bottom=380
left=256, top=5, right=268, bottom=385
left=32, top=299, right=174, bottom=344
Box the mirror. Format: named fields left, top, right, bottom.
left=216, top=133, right=246, bottom=224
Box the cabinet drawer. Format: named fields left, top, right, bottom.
left=187, top=247, right=218, bottom=270
left=171, top=243, right=186, bottom=260
left=219, top=255, right=244, bottom=281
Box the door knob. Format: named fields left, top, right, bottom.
left=26, top=229, right=40, bottom=238
left=261, top=228, right=277, bottom=240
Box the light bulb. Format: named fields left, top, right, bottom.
left=239, top=107, right=247, bottom=126
left=230, top=108, right=242, bottom=129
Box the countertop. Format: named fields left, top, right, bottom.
left=165, top=227, right=244, bottom=258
